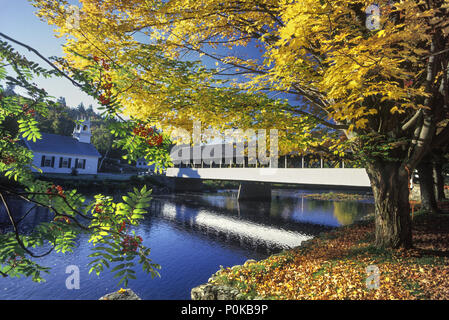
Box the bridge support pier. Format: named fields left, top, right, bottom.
left=237, top=182, right=271, bottom=201
left=165, top=177, right=204, bottom=192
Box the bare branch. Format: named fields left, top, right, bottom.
left=401, top=109, right=423, bottom=132
left=0, top=192, right=54, bottom=258
left=0, top=32, right=83, bottom=88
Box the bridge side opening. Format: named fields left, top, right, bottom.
left=237, top=182, right=272, bottom=201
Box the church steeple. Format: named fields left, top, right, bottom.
left=73, top=116, right=92, bottom=144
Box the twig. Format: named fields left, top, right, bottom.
left=0, top=192, right=54, bottom=258
left=0, top=32, right=83, bottom=88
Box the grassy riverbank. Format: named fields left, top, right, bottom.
left=27, top=174, right=168, bottom=194
left=210, top=211, right=449, bottom=300
left=302, top=191, right=372, bottom=201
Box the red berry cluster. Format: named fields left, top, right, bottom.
left=1, top=155, right=15, bottom=165
left=7, top=253, right=24, bottom=266
left=121, top=235, right=143, bottom=253
left=1, top=135, right=16, bottom=144
left=118, top=221, right=126, bottom=233
left=46, top=184, right=65, bottom=199
left=94, top=202, right=104, bottom=213
left=98, top=95, right=110, bottom=105
left=148, top=134, right=163, bottom=147
left=53, top=216, right=71, bottom=224
left=133, top=124, right=163, bottom=146
left=98, top=79, right=112, bottom=105
left=22, top=104, right=36, bottom=117
left=404, top=79, right=414, bottom=88
left=93, top=56, right=113, bottom=106
left=93, top=56, right=110, bottom=71
left=133, top=123, right=153, bottom=136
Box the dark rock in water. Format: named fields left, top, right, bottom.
left=99, top=288, right=141, bottom=300
left=191, top=283, right=240, bottom=300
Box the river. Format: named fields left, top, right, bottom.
left=0, top=188, right=374, bottom=300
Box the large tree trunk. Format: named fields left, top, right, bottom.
left=365, top=161, right=412, bottom=249
left=417, top=158, right=441, bottom=214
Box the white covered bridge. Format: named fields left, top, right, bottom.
left=165, top=167, right=372, bottom=200
left=164, top=143, right=372, bottom=200
left=166, top=167, right=371, bottom=187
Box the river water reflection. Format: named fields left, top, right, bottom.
left=0, top=188, right=374, bottom=300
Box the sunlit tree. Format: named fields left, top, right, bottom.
left=31, top=0, right=449, bottom=248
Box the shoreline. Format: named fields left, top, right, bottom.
left=191, top=210, right=449, bottom=300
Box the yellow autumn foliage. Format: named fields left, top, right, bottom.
left=30, top=0, right=445, bottom=154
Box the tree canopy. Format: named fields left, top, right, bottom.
left=31, top=0, right=449, bottom=248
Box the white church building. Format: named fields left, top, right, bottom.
left=23, top=118, right=101, bottom=175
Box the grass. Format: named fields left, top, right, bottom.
left=33, top=174, right=166, bottom=194
left=302, top=191, right=372, bottom=201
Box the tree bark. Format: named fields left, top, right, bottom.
left=432, top=156, right=446, bottom=201
left=98, top=149, right=110, bottom=172
left=417, top=158, right=441, bottom=214
left=365, top=161, right=412, bottom=249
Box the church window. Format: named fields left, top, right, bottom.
left=59, top=157, right=71, bottom=168
left=41, top=155, right=55, bottom=167
left=75, top=158, right=86, bottom=169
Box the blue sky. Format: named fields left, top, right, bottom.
left=0, top=0, right=293, bottom=113
left=0, top=0, right=100, bottom=110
